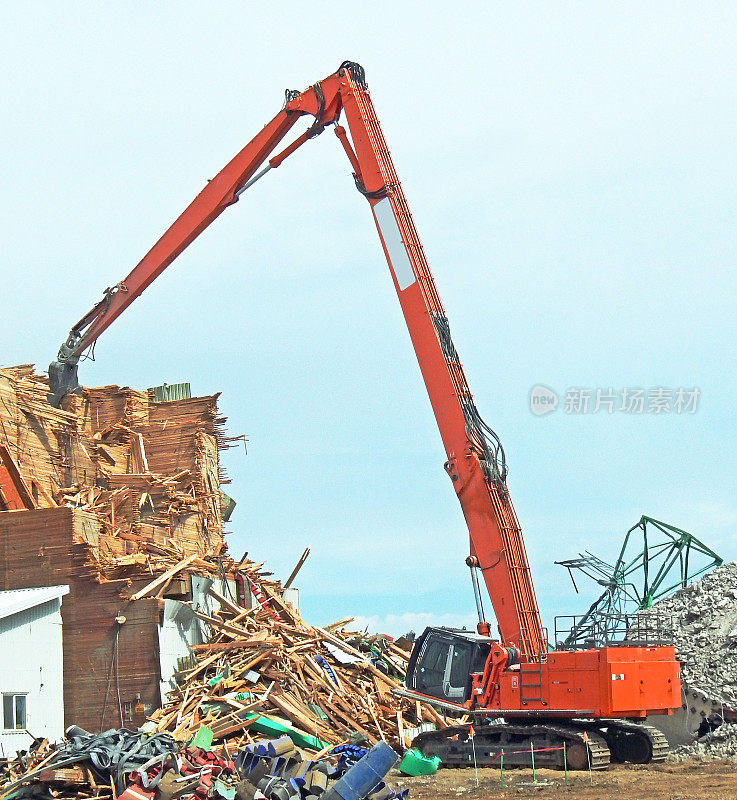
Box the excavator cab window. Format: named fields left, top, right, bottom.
left=412, top=630, right=477, bottom=704
left=449, top=642, right=473, bottom=693
left=416, top=637, right=448, bottom=696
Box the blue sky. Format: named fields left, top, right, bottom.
left=2, top=3, right=735, bottom=637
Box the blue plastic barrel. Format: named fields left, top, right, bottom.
left=321, top=741, right=399, bottom=800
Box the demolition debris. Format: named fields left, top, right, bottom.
left=670, top=723, right=737, bottom=762
left=149, top=589, right=450, bottom=751
left=0, top=727, right=406, bottom=800
left=642, top=562, right=737, bottom=707
left=636, top=561, right=737, bottom=760
left=0, top=365, right=451, bottom=794
left=0, top=364, right=231, bottom=571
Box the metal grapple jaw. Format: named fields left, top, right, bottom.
left=47, top=357, right=82, bottom=407
left=47, top=331, right=84, bottom=407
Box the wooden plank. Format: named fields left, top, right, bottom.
left=283, top=546, right=310, bottom=589
left=189, top=638, right=278, bottom=653
left=207, top=585, right=244, bottom=616
left=190, top=610, right=253, bottom=639
left=128, top=554, right=197, bottom=601
left=211, top=716, right=257, bottom=740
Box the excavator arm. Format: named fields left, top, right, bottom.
left=47, top=72, right=342, bottom=402
left=47, top=61, right=545, bottom=660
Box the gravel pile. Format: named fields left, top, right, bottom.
left=641, top=561, right=737, bottom=705
left=669, top=723, right=737, bottom=762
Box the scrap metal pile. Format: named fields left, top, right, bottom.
left=0, top=727, right=405, bottom=800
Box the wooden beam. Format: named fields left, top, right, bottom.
left=128, top=553, right=197, bottom=601
left=207, top=585, right=245, bottom=616
left=284, top=546, right=310, bottom=589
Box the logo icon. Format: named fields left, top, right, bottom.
left=529, top=384, right=558, bottom=416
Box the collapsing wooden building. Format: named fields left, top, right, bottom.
left=0, top=366, right=262, bottom=741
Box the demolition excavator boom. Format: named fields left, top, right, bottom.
left=48, top=63, right=680, bottom=768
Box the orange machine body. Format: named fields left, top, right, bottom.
left=406, top=626, right=680, bottom=722
left=488, top=647, right=681, bottom=717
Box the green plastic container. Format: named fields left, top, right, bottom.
left=398, top=748, right=442, bottom=776
left=192, top=724, right=214, bottom=751
left=244, top=713, right=329, bottom=751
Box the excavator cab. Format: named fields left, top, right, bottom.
left=406, top=627, right=490, bottom=706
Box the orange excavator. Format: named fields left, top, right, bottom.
left=47, top=62, right=681, bottom=768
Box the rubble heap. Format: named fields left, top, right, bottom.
left=670, top=723, right=737, bottom=762
left=639, top=561, right=737, bottom=760
left=642, top=562, right=737, bottom=705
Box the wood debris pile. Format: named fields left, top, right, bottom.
left=0, top=366, right=239, bottom=581
left=0, top=366, right=448, bottom=750
left=0, top=738, right=113, bottom=800
left=151, top=584, right=453, bottom=752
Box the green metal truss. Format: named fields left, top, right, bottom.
left=555, top=516, right=723, bottom=647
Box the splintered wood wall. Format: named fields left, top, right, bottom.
left=0, top=508, right=161, bottom=732
left=0, top=367, right=241, bottom=732
left=0, top=366, right=233, bottom=576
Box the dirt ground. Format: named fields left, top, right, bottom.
left=389, top=761, right=737, bottom=800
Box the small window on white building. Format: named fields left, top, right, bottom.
left=3, top=694, right=27, bottom=730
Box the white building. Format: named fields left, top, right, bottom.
left=0, top=585, right=69, bottom=757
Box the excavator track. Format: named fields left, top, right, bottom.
left=412, top=722, right=610, bottom=770
left=592, top=720, right=670, bottom=764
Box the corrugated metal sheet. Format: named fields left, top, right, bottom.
left=0, top=598, right=61, bottom=634
left=282, top=587, right=300, bottom=614
left=158, top=575, right=241, bottom=699
left=150, top=383, right=192, bottom=403
left=0, top=596, right=65, bottom=757
left=0, top=585, right=69, bottom=621
left=158, top=600, right=202, bottom=699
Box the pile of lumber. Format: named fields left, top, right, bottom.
left=151, top=583, right=453, bottom=751
left=0, top=365, right=238, bottom=582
